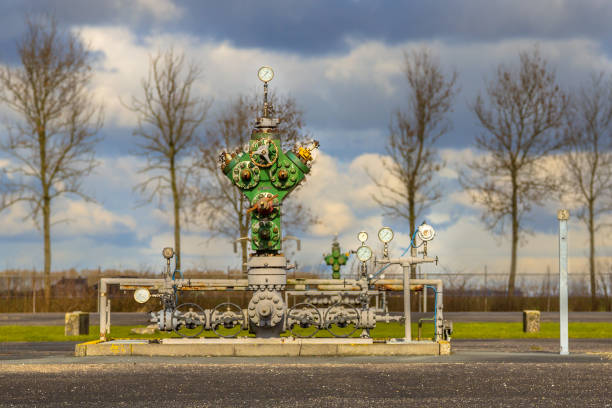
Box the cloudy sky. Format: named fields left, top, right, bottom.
left=0, top=0, right=611, bottom=282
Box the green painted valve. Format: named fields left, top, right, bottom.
left=220, top=68, right=318, bottom=254
left=324, top=239, right=349, bottom=279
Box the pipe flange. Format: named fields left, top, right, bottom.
left=248, top=289, right=285, bottom=327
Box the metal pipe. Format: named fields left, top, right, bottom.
left=403, top=263, right=411, bottom=341
left=316, top=285, right=361, bottom=290
left=558, top=209, right=569, bottom=355
left=436, top=281, right=444, bottom=340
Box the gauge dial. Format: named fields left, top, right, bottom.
left=417, top=223, right=436, bottom=242
left=378, top=227, right=394, bottom=243
left=162, top=247, right=174, bottom=259
left=258, top=66, right=274, bottom=82
left=356, top=245, right=372, bottom=262
left=357, top=231, right=368, bottom=243
left=134, top=288, right=151, bottom=304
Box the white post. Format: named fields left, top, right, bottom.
left=32, top=272, right=36, bottom=314
left=558, top=209, right=569, bottom=355
left=403, top=263, right=411, bottom=341
left=99, top=279, right=108, bottom=341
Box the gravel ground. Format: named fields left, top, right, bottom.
left=0, top=359, right=610, bottom=407
left=452, top=338, right=612, bottom=353
left=0, top=337, right=610, bottom=406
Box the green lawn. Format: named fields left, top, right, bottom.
left=1, top=322, right=611, bottom=342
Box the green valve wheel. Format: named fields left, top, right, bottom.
left=232, top=161, right=260, bottom=189
left=270, top=159, right=299, bottom=189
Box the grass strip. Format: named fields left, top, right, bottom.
left=1, top=322, right=611, bottom=342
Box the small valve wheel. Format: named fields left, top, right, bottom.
left=250, top=138, right=278, bottom=167
left=232, top=161, right=260, bottom=189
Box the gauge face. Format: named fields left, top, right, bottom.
left=162, top=247, right=174, bottom=259
left=417, top=223, right=436, bottom=242
left=356, top=245, right=372, bottom=262
left=134, top=288, right=151, bottom=304
left=357, top=231, right=368, bottom=243
left=258, top=66, right=274, bottom=82
left=378, top=227, right=394, bottom=243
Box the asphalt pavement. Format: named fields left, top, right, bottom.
left=1, top=311, right=611, bottom=326
left=0, top=339, right=610, bottom=407
left=0, top=352, right=610, bottom=407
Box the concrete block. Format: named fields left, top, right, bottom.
left=523, top=310, right=540, bottom=333
left=298, top=343, right=338, bottom=356
left=134, top=344, right=235, bottom=357
left=74, top=340, right=100, bottom=357
left=84, top=343, right=131, bottom=356
left=234, top=343, right=301, bottom=356
left=439, top=340, right=451, bottom=355
left=337, top=342, right=438, bottom=356
left=65, top=311, right=89, bottom=336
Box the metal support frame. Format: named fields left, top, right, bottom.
left=558, top=209, right=569, bottom=355
left=97, top=276, right=444, bottom=341
left=375, top=255, right=441, bottom=342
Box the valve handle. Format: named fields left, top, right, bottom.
left=246, top=194, right=279, bottom=214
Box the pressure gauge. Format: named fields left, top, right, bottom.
left=162, top=247, right=174, bottom=259
left=417, top=223, right=436, bottom=242
left=258, top=66, right=274, bottom=82
left=378, top=227, right=394, bottom=243
left=357, top=231, right=368, bottom=243
left=356, top=245, right=372, bottom=262
left=133, top=288, right=151, bottom=304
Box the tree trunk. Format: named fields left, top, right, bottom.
left=588, top=201, right=597, bottom=311
left=508, top=175, right=518, bottom=304
left=169, top=157, right=181, bottom=270
left=409, top=192, right=416, bottom=279
left=43, top=194, right=51, bottom=312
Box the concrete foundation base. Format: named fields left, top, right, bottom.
left=76, top=338, right=450, bottom=357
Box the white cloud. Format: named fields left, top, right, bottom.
left=77, top=23, right=612, bottom=149
left=3, top=23, right=612, bottom=275
left=0, top=203, right=37, bottom=237
left=53, top=199, right=136, bottom=236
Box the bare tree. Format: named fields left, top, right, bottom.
left=192, top=93, right=315, bottom=273
left=460, top=48, right=568, bottom=299
left=0, top=16, right=103, bottom=310
left=371, top=48, right=458, bottom=278
left=561, top=73, right=612, bottom=311
left=125, top=49, right=210, bottom=270
left=0, top=16, right=102, bottom=310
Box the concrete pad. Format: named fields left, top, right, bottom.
left=160, top=337, right=373, bottom=345
left=298, top=343, right=338, bottom=356
left=76, top=338, right=447, bottom=357
left=234, top=343, right=301, bottom=357
left=136, top=344, right=236, bottom=357
left=337, top=342, right=439, bottom=356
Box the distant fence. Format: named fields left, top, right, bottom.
left=0, top=269, right=611, bottom=313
